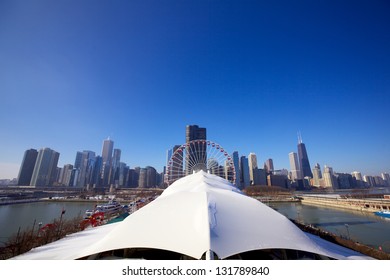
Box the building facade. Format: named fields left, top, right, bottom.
left=240, top=156, right=250, bottom=188
left=30, top=148, right=60, bottom=187
left=248, top=153, right=258, bottom=185
left=232, top=151, right=240, bottom=188
left=17, top=149, right=38, bottom=186
left=297, top=137, right=313, bottom=178
left=289, top=152, right=301, bottom=181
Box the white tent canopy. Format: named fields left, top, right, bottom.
left=12, top=171, right=372, bottom=260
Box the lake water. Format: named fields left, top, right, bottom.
left=0, top=201, right=96, bottom=245
left=1, top=200, right=390, bottom=254
left=268, top=202, right=390, bottom=253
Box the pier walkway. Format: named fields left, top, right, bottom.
left=299, top=194, right=390, bottom=212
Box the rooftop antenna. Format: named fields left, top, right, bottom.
left=297, top=131, right=303, bottom=144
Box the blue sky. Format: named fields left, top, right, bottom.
left=1, top=0, right=389, bottom=179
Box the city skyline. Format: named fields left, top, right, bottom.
left=1, top=1, right=389, bottom=179
left=5, top=133, right=390, bottom=189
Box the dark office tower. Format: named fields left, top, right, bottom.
left=30, top=148, right=60, bottom=187
left=146, top=166, right=157, bottom=187
left=297, top=134, right=313, bottom=178
left=127, top=169, right=139, bottom=188
left=185, top=125, right=207, bottom=175
left=240, top=156, right=250, bottom=188
left=17, top=149, right=38, bottom=185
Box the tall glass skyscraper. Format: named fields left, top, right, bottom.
left=297, top=135, right=313, bottom=178
left=102, top=138, right=114, bottom=165
left=101, top=138, right=114, bottom=186
left=240, top=156, right=250, bottom=188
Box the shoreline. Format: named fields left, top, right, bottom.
left=299, top=195, right=390, bottom=213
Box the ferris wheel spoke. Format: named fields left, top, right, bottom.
left=166, top=140, right=236, bottom=185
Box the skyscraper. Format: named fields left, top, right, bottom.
left=146, top=166, right=157, bottom=187
left=185, top=125, right=206, bottom=175
left=30, top=148, right=60, bottom=187
left=17, top=149, right=38, bottom=186
left=61, top=164, right=74, bottom=186
left=101, top=138, right=114, bottom=186
left=289, top=152, right=301, bottom=181
left=76, top=150, right=95, bottom=188
left=248, top=153, right=258, bottom=185
left=109, top=148, right=121, bottom=185
left=312, top=163, right=322, bottom=187
left=264, top=158, right=274, bottom=174
left=240, top=156, right=250, bottom=188
left=351, top=171, right=364, bottom=187
left=297, top=134, right=313, bottom=178
left=138, top=168, right=147, bottom=188
left=382, top=173, right=390, bottom=186
left=102, top=138, right=114, bottom=164
left=232, top=151, right=240, bottom=188
left=323, top=165, right=337, bottom=188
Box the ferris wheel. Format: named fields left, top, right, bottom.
left=165, top=140, right=236, bottom=186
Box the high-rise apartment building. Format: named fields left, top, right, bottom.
left=335, top=173, right=353, bottom=189
left=297, top=134, right=313, bottom=178
left=146, top=166, right=157, bottom=187
left=138, top=168, right=147, bottom=188
left=17, top=149, right=38, bottom=186
left=351, top=171, right=364, bottom=187
left=312, top=163, right=322, bottom=187
left=363, top=175, right=376, bottom=187
left=323, top=165, right=337, bottom=188
left=185, top=125, right=206, bottom=175
left=30, top=148, right=60, bottom=187
left=382, top=173, right=390, bottom=186
left=61, top=164, right=74, bottom=186
left=289, top=152, right=301, bottom=181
